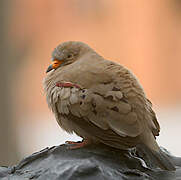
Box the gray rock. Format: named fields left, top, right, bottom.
left=0, top=143, right=181, bottom=180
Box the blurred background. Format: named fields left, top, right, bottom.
left=1, top=0, right=181, bottom=165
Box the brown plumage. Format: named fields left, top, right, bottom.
left=43, top=41, right=175, bottom=171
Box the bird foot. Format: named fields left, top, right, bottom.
left=65, top=139, right=91, bottom=149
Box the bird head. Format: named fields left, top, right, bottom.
left=46, top=41, right=91, bottom=73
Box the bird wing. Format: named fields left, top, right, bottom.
left=77, top=83, right=143, bottom=138
left=53, top=83, right=142, bottom=149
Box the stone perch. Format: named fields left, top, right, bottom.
left=0, top=143, right=181, bottom=180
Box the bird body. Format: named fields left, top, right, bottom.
left=44, top=41, right=175, bottom=170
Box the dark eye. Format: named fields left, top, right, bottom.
left=67, top=54, right=73, bottom=59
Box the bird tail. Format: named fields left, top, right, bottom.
left=136, top=143, right=175, bottom=171
left=137, top=133, right=175, bottom=171
left=150, top=148, right=175, bottom=171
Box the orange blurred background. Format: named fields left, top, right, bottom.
left=1, top=0, right=181, bottom=165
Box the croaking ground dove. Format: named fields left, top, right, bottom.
left=43, top=41, right=175, bottom=171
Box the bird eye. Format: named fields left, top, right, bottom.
left=67, top=54, right=73, bottom=59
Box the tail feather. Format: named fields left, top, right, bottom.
left=136, top=144, right=175, bottom=171
left=151, top=149, right=176, bottom=171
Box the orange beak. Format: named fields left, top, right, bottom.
left=46, top=60, right=63, bottom=73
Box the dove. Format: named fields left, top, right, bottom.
left=43, top=41, right=175, bottom=171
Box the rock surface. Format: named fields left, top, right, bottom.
left=0, top=143, right=181, bottom=180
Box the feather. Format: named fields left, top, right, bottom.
left=69, top=92, right=79, bottom=104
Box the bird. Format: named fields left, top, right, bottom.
left=43, top=41, right=175, bottom=171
